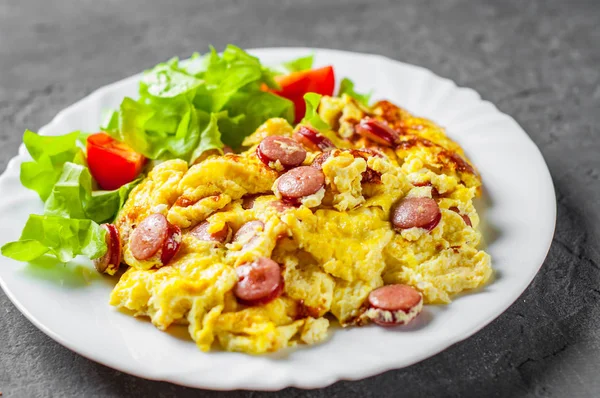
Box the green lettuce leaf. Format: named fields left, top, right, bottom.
left=301, top=93, right=330, bottom=131
left=141, top=64, right=204, bottom=99
left=20, top=130, right=82, bottom=201
left=44, top=162, right=141, bottom=223
left=205, top=45, right=265, bottom=110
left=1, top=215, right=107, bottom=262
left=103, top=45, right=293, bottom=161
left=221, top=90, right=294, bottom=148
left=189, top=112, right=224, bottom=164
left=107, top=97, right=155, bottom=156
left=43, top=162, right=91, bottom=220
left=178, top=52, right=211, bottom=76
left=222, top=45, right=280, bottom=90
left=88, top=180, right=140, bottom=223
left=338, top=78, right=372, bottom=106
left=6, top=161, right=139, bottom=264
left=282, top=54, right=314, bottom=73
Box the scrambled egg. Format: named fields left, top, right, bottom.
left=110, top=95, right=492, bottom=354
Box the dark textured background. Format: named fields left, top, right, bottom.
left=1, top=0, right=599, bottom=396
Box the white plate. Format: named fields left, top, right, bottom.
left=0, top=48, right=556, bottom=390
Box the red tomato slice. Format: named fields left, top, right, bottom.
left=87, top=133, right=145, bottom=190
left=273, top=66, right=335, bottom=123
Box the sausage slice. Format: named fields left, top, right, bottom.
left=391, top=197, right=441, bottom=231
left=130, top=214, right=169, bottom=260
left=160, top=223, right=182, bottom=265
left=94, top=223, right=121, bottom=274
left=233, top=257, right=284, bottom=306
left=276, top=166, right=325, bottom=204
left=310, top=150, right=332, bottom=170
left=233, top=220, right=264, bottom=251
left=355, top=118, right=399, bottom=147
left=293, top=125, right=335, bottom=152
left=257, top=136, right=307, bottom=168
left=190, top=221, right=232, bottom=244
left=366, top=284, right=423, bottom=326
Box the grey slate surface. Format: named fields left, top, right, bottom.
left=1, top=0, right=599, bottom=396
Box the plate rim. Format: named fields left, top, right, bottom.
left=0, top=46, right=557, bottom=390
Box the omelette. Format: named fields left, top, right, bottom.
left=104, top=95, right=492, bottom=354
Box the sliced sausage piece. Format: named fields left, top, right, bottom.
left=233, top=257, right=284, bottom=306
left=369, top=284, right=422, bottom=311
left=233, top=220, right=264, bottom=250
left=276, top=166, right=325, bottom=204
left=241, top=194, right=259, bottom=210
left=366, top=284, right=423, bottom=326
left=161, top=223, right=182, bottom=265
left=293, top=125, right=335, bottom=152
left=355, top=118, right=399, bottom=147
left=256, top=136, right=307, bottom=169
left=94, top=223, right=121, bottom=274
left=190, top=221, right=232, bottom=244
left=130, top=213, right=169, bottom=260
left=310, top=150, right=332, bottom=169
left=391, top=197, right=441, bottom=231
left=449, top=206, right=472, bottom=227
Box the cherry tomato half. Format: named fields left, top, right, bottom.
left=273, top=66, right=335, bottom=123
left=87, top=133, right=145, bottom=190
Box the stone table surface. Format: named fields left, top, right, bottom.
left=0, top=0, right=599, bottom=396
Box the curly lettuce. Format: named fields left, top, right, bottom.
left=19, top=130, right=83, bottom=201
left=2, top=132, right=140, bottom=264
left=1, top=215, right=107, bottom=262
left=282, top=54, right=314, bottom=73
left=338, top=77, right=372, bottom=106
left=301, top=93, right=330, bottom=132
left=44, top=162, right=140, bottom=223
left=103, top=45, right=294, bottom=162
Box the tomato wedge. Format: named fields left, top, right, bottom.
left=87, top=133, right=145, bottom=190
left=273, top=66, right=335, bottom=123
